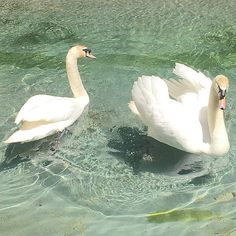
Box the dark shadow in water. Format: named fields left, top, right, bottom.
left=0, top=136, right=57, bottom=171
left=1, top=128, right=74, bottom=171
left=108, top=126, right=209, bottom=178
left=0, top=142, right=37, bottom=171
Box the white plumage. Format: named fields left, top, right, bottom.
left=4, top=45, right=95, bottom=143
left=129, top=63, right=230, bottom=156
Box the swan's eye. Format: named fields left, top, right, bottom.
left=218, top=88, right=226, bottom=99
left=217, top=83, right=226, bottom=99
left=82, top=48, right=92, bottom=56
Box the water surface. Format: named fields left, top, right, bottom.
left=1, top=0, right=236, bottom=235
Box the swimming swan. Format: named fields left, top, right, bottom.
left=4, top=45, right=96, bottom=144
left=129, top=63, right=230, bottom=156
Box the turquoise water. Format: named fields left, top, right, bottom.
left=1, top=0, right=236, bottom=235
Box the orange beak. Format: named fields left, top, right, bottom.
left=86, top=53, right=96, bottom=59
left=219, top=97, right=226, bottom=110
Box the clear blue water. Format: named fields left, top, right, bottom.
left=1, top=0, right=236, bottom=235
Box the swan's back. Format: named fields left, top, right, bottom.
left=130, top=63, right=213, bottom=154
left=4, top=94, right=89, bottom=143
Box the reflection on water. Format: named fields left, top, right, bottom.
left=1, top=0, right=236, bottom=235
left=107, top=126, right=206, bottom=176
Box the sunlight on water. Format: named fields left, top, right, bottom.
left=1, top=0, right=236, bottom=235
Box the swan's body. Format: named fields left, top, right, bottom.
left=129, top=63, right=230, bottom=156
left=4, top=45, right=95, bottom=143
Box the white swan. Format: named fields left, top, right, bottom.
left=129, top=63, right=230, bottom=156
left=4, top=45, right=96, bottom=144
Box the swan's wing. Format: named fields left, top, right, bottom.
left=164, top=63, right=212, bottom=110
left=132, top=76, right=197, bottom=126
left=15, top=95, right=85, bottom=125
left=132, top=76, right=168, bottom=120
left=173, top=63, right=212, bottom=90
left=132, top=76, right=204, bottom=152
left=15, top=95, right=55, bottom=124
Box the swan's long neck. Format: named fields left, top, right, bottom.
left=207, top=85, right=229, bottom=155
left=66, top=52, right=88, bottom=98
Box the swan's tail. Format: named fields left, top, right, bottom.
left=4, top=130, right=35, bottom=144
left=3, top=128, right=51, bottom=143
left=4, top=124, right=57, bottom=144
left=128, top=101, right=140, bottom=116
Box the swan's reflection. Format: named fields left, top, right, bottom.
left=108, top=126, right=212, bottom=181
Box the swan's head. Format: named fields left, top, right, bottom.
left=69, top=45, right=96, bottom=59
left=213, top=75, right=229, bottom=110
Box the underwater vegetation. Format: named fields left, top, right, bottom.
left=147, top=208, right=220, bottom=224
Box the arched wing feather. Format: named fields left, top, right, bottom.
left=15, top=95, right=85, bottom=125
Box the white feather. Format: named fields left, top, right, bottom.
left=129, top=63, right=230, bottom=155
left=4, top=45, right=94, bottom=144
left=15, top=95, right=87, bottom=124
